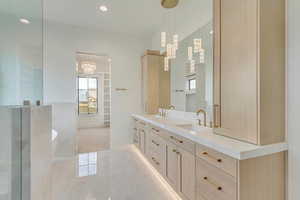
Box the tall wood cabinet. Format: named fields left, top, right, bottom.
left=213, top=0, right=286, bottom=145
left=141, top=50, right=171, bottom=114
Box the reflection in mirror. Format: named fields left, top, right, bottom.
left=143, top=0, right=213, bottom=120
left=78, top=152, right=98, bottom=177
left=171, top=21, right=213, bottom=116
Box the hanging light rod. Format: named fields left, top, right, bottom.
left=161, top=0, right=179, bottom=9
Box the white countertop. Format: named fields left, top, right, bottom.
left=132, top=114, right=288, bottom=160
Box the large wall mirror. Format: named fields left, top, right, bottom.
left=144, top=0, right=213, bottom=120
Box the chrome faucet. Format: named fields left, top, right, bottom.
left=168, top=105, right=175, bottom=110
left=159, top=108, right=167, bottom=118
left=196, top=109, right=207, bottom=127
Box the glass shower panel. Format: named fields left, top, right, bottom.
left=0, top=0, right=43, bottom=106
left=0, top=0, right=43, bottom=199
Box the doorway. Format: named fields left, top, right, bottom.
left=76, top=52, right=111, bottom=152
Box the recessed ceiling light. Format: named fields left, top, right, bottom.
left=99, top=5, right=108, bottom=12
left=20, top=18, right=30, bottom=24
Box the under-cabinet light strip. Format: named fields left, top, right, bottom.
left=132, top=146, right=182, bottom=200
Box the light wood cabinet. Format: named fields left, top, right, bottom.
left=213, top=0, right=286, bottom=145
left=166, top=142, right=179, bottom=189
left=196, top=144, right=237, bottom=177
left=196, top=157, right=237, bottom=200
left=196, top=147, right=285, bottom=200
left=133, top=119, right=147, bottom=153
left=132, top=118, right=286, bottom=200
left=141, top=50, right=170, bottom=114
left=166, top=142, right=196, bottom=200
left=177, top=147, right=196, bottom=200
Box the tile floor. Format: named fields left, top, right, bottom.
left=51, top=128, right=178, bottom=200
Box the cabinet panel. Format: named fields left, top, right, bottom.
left=178, top=147, right=196, bottom=200
left=141, top=52, right=170, bottom=114
left=166, top=142, right=179, bottom=190
left=214, top=0, right=285, bottom=145
left=217, top=0, right=258, bottom=144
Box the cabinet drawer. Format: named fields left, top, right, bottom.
left=149, top=150, right=165, bottom=175
left=149, top=132, right=166, bottom=154
left=133, top=117, right=138, bottom=125
left=196, top=158, right=237, bottom=200
left=149, top=125, right=168, bottom=138
left=138, top=120, right=147, bottom=129
left=196, top=144, right=237, bottom=177
left=165, top=132, right=195, bottom=154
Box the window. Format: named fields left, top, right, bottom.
left=188, top=78, right=196, bottom=90
left=78, top=77, right=98, bottom=114
left=78, top=152, right=97, bottom=177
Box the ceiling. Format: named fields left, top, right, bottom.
left=44, top=0, right=165, bottom=38
left=0, top=0, right=212, bottom=40
left=44, top=0, right=212, bottom=39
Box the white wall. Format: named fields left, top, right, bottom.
left=288, top=0, right=300, bottom=199
left=44, top=21, right=146, bottom=148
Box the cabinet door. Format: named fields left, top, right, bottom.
left=158, top=56, right=170, bottom=109
left=166, top=142, right=179, bottom=189
left=146, top=55, right=160, bottom=114
left=177, top=147, right=196, bottom=200
left=215, top=0, right=258, bottom=144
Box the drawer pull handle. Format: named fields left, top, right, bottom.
left=213, top=104, right=220, bottom=128
left=133, top=128, right=137, bottom=131
left=170, top=136, right=183, bottom=144
left=203, top=177, right=222, bottom=191
left=140, top=129, right=145, bottom=133
left=152, top=128, right=159, bottom=133
left=202, top=152, right=222, bottom=163
left=172, top=149, right=181, bottom=155
left=140, top=122, right=146, bottom=126
left=152, top=140, right=160, bottom=146
left=151, top=157, right=160, bottom=165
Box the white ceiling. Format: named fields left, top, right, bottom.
left=44, top=0, right=165, bottom=38
left=44, top=0, right=212, bottom=39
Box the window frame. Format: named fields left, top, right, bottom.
left=77, top=76, right=99, bottom=115
left=188, top=78, right=196, bottom=90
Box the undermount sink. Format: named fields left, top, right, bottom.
left=176, top=124, right=210, bottom=132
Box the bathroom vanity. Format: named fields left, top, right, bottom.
left=136, top=0, right=287, bottom=199
left=132, top=114, right=287, bottom=200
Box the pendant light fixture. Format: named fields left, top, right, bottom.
left=81, top=61, right=97, bottom=74
left=187, top=38, right=206, bottom=73
left=160, top=0, right=180, bottom=71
